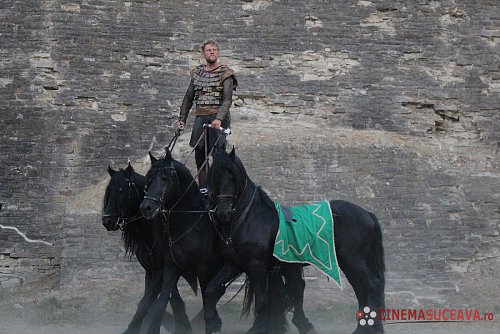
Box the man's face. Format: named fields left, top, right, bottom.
left=203, top=44, right=219, bottom=64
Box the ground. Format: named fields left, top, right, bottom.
left=0, top=281, right=497, bottom=334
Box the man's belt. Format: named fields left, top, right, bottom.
left=195, top=106, right=219, bottom=116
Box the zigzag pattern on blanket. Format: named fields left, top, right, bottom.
left=273, top=201, right=341, bottom=287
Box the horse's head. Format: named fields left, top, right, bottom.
left=140, top=150, right=182, bottom=220
left=102, top=163, right=144, bottom=231
left=209, top=147, right=247, bottom=223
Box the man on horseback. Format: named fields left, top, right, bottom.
left=175, top=39, right=237, bottom=196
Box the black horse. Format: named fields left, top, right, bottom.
left=206, top=148, right=386, bottom=334
left=138, top=150, right=304, bottom=334
left=137, top=151, right=227, bottom=334
left=102, top=163, right=197, bottom=334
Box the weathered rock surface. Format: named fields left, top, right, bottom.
left=0, top=0, right=498, bottom=309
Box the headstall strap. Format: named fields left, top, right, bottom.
left=228, top=176, right=249, bottom=218
left=227, top=184, right=257, bottom=243
left=208, top=208, right=229, bottom=243
left=161, top=206, right=171, bottom=233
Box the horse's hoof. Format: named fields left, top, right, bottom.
left=352, top=326, right=378, bottom=334
left=296, top=323, right=315, bottom=334
left=174, top=328, right=192, bottom=334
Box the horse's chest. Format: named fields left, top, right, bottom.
left=222, top=245, right=239, bottom=262
left=138, top=250, right=163, bottom=272
left=222, top=240, right=260, bottom=265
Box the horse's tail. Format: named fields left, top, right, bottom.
left=369, top=212, right=386, bottom=309
left=242, top=275, right=253, bottom=318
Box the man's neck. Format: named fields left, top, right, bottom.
left=205, top=62, right=220, bottom=71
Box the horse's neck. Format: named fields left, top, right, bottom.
left=173, top=182, right=204, bottom=211
left=238, top=178, right=258, bottom=208
left=233, top=182, right=274, bottom=228
left=163, top=185, right=206, bottom=235
left=133, top=173, right=147, bottom=193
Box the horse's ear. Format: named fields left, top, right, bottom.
left=108, top=166, right=116, bottom=176
left=164, top=147, right=174, bottom=165
left=229, top=146, right=236, bottom=161
left=149, top=151, right=157, bottom=164
left=125, top=162, right=134, bottom=173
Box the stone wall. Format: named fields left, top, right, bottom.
left=0, top=0, right=498, bottom=308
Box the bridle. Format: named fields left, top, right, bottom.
left=210, top=173, right=257, bottom=245
left=144, top=127, right=224, bottom=216
left=102, top=174, right=144, bottom=231
left=143, top=165, right=180, bottom=207
left=140, top=128, right=225, bottom=261
left=213, top=176, right=249, bottom=217
left=142, top=160, right=207, bottom=269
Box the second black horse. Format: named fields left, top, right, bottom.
left=206, top=148, right=386, bottom=334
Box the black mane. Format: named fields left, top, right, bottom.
left=122, top=169, right=148, bottom=258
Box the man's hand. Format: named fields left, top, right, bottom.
left=211, top=119, right=222, bottom=130
left=175, top=120, right=185, bottom=134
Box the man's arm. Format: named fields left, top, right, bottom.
left=215, top=77, right=234, bottom=123
left=179, top=80, right=195, bottom=123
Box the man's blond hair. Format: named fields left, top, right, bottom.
left=201, top=39, right=219, bottom=51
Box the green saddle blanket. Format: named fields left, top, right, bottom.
left=273, top=201, right=341, bottom=287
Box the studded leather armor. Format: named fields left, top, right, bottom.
left=179, top=64, right=237, bottom=122
left=192, top=65, right=235, bottom=113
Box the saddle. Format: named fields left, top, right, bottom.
left=282, top=206, right=294, bottom=222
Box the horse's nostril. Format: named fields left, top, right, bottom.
left=102, top=219, right=116, bottom=231
left=141, top=204, right=151, bottom=215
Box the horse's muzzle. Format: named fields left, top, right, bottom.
left=102, top=216, right=120, bottom=231
left=140, top=199, right=159, bottom=220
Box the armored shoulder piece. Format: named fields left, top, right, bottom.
left=192, top=65, right=236, bottom=109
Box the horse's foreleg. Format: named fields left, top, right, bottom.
left=147, top=272, right=176, bottom=333
left=123, top=270, right=163, bottom=334
left=145, top=267, right=182, bottom=334
left=204, top=262, right=241, bottom=334
left=170, top=287, right=192, bottom=334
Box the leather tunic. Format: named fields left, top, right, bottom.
left=190, top=64, right=236, bottom=115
